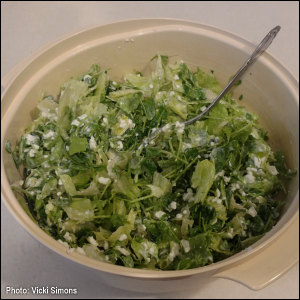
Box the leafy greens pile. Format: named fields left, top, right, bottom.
left=7, top=55, right=296, bottom=270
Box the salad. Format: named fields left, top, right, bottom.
left=6, top=55, right=296, bottom=270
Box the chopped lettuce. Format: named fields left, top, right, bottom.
left=7, top=54, right=296, bottom=271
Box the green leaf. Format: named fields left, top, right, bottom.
left=113, top=173, right=140, bottom=199
left=148, top=172, right=172, bottom=198
left=203, top=103, right=228, bottom=135
left=63, top=198, right=94, bottom=222
left=145, top=147, right=161, bottom=157
left=168, top=97, right=188, bottom=120
left=249, top=216, right=265, bottom=234
left=176, top=258, right=195, bottom=270
left=184, top=148, right=198, bottom=160
left=75, top=227, right=96, bottom=247
left=141, top=158, right=157, bottom=182
left=143, top=98, right=156, bottom=120
left=56, top=198, right=72, bottom=207
left=273, top=150, right=297, bottom=180
left=121, top=255, right=134, bottom=268
left=110, top=214, right=129, bottom=229
left=60, top=174, right=77, bottom=196
left=94, top=72, right=109, bottom=101
left=211, top=147, right=226, bottom=173
left=240, top=234, right=265, bottom=250
left=5, top=140, right=12, bottom=153
left=191, top=160, right=215, bottom=203
left=57, top=79, right=89, bottom=130
left=150, top=54, right=169, bottom=66
left=195, top=67, right=222, bottom=94
left=188, top=233, right=213, bottom=266
left=117, top=92, right=143, bottom=114
left=69, top=137, right=88, bottom=155
left=235, top=79, right=242, bottom=86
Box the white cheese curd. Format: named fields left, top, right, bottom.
left=66, top=248, right=75, bottom=254
left=119, top=118, right=127, bottom=128
left=182, top=143, right=192, bottom=150
left=89, top=136, right=97, bottom=150
left=200, top=106, right=207, bottom=112
left=138, top=224, right=147, bottom=233
left=183, top=188, right=194, bottom=201
left=215, top=170, right=225, bottom=179
left=223, top=176, right=231, bottom=183
left=174, top=74, right=179, bottom=80
left=25, top=134, right=39, bottom=144
left=169, top=202, right=177, bottom=210
left=76, top=247, right=86, bottom=255
left=253, top=156, right=262, bottom=168
left=175, top=121, right=185, bottom=134
left=127, top=118, right=135, bottom=129
left=181, top=240, right=191, bottom=253
left=247, top=167, right=258, bottom=172
left=176, top=213, right=183, bottom=219
left=149, top=84, right=153, bottom=89
left=231, top=182, right=240, bottom=191
left=247, top=206, right=257, bottom=217
left=266, top=164, right=279, bottom=175
left=29, top=149, right=36, bottom=157
left=71, top=119, right=80, bottom=126
left=169, top=91, right=175, bottom=96
left=103, top=241, right=109, bottom=250
left=98, top=177, right=111, bottom=185
left=155, top=211, right=166, bottom=220
left=244, top=172, right=255, bottom=184
left=119, top=234, right=128, bottom=242
left=168, top=243, right=180, bottom=262
left=87, top=236, right=98, bottom=246
left=63, top=231, right=73, bottom=242
left=162, top=123, right=170, bottom=132
left=78, top=114, right=87, bottom=120
left=43, top=130, right=56, bottom=139
left=115, top=246, right=130, bottom=256
left=57, top=239, right=69, bottom=248
left=117, top=141, right=123, bottom=149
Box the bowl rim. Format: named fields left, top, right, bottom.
left=1, top=18, right=299, bottom=279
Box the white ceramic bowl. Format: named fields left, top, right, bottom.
left=1, top=19, right=299, bottom=293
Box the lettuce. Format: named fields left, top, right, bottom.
left=57, top=79, right=89, bottom=130
left=7, top=54, right=295, bottom=271
left=191, top=160, right=215, bottom=203
left=63, top=199, right=95, bottom=222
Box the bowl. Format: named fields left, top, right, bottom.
left=1, top=19, right=299, bottom=293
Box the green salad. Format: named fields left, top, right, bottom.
left=6, top=55, right=296, bottom=270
